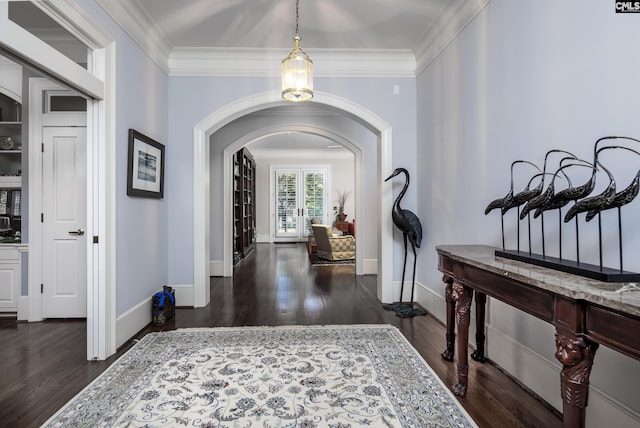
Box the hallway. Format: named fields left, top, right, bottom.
left=0, top=243, right=561, bottom=427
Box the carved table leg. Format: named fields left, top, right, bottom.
left=452, top=281, right=473, bottom=397
left=441, top=275, right=455, bottom=362
left=471, top=291, right=487, bottom=362
left=555, top=331, right=599, bottom=428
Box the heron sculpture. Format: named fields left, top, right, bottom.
left=382, top=167, right=426, bottom=318
left=485, top=160, right=540, bottom=250
left=532, top=158, right=595, bottom=260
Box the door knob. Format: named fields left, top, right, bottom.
left=69, top=228, right=85, bottom=236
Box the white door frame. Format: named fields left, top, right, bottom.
left=271, top=166, right=330, bottom=241
left=2, top=1, right=117, bottom=360
left=193, top=91, right=393, bottom=306
left=28, top=80, right=88, bottom=315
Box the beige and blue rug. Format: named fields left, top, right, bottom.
left=309, top=253, right=355, bottom=266
left=44, top=325, right=476, bottom=427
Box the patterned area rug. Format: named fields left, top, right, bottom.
left=44, top=325, right=476, bottom=428
left=309, top=253, right=355, bottom=266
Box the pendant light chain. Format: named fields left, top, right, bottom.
left=295, top=0, right=300, bottom=36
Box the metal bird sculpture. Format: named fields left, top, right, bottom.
left=501, top=167, right=543, bottom=215
left=582, top=144, right=640, bottom=272
left=582, top=142, right=640, bottom=221
left=519, top=150, right=577, bottom=219
left=485, top=160, right=539, bottom=215
left=564, top=147, right=617, bottom=223
left=530, top=160, right=595, bottom=259
left=519, top=181, right=556, bottom=219
left=533, top=157, right=594, bottom=218
left=561, top=136, right=636, bottom=222
left=382, top=168, right=426, bottom=318
left=485, top=160, right=539, bottom=250
left=514, top=150, right=576, bottom=257
left=586, top=169, right=640, bottom=221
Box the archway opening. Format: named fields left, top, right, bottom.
left=193, top=91, right=394, bottom=307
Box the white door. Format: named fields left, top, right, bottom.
left=42, top=126, right=87, bottom=318
left=274, top=168, right=328, bottom=240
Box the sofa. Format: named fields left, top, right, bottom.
left=311, top=224, right=356, bottom=261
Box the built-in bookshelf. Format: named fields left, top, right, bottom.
left=233, top=147, right=256, bottom=264
left=0, top=84, right=24, bottom=314
left=0, top=91, right=22, bottom=237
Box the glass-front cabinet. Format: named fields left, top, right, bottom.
left=0, top=91, right=22, bottom=242
left=0, top=60, right=25, bottom=315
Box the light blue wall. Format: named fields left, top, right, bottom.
left=167, top=76, right=417, bottom=284
left=417, top=0, right=640, bottom=420
left=77, top=0, right=170, bottom=316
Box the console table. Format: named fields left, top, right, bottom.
left=436, top=244, right=640, bottom=428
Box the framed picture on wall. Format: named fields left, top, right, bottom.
left=127, top=129, right=165, bottom=198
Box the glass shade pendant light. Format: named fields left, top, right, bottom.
left=282, top=0, right=313, bottom=102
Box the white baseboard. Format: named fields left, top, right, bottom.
left=414, top=281, right=446, bottom=321
left=116, top=285, right=196, bottom=348
left=115, top=295, right=152, bottom=349
left=587, top=386, right=640, bottom=427
left=210, top=261, right=224, bottom=277
left=256, top=233, right=270, bottom=243
left=392, top=280, right=445, bottom=309
left=169, top=283, right=194, bottom=308
left=416, top=282, right=640, bottom=426
left=362, top=258, right=377, bottom=275
left=17, top=296, right=29, bottom=320
left=485, top=323, right=563, bottom=412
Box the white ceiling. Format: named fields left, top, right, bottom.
left=96, top=0, right=489, bottom=76
left=135, top=0, right=450, bottom=50
left=7, top=0, right=490, bottom=76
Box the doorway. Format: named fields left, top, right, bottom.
left=2, top=1, right=117, bottom=360
left=193, top=92, right=393, bottom=305
left=273, top=167, right=328, bottom=241
left=32, top=80, right=88, bottom=319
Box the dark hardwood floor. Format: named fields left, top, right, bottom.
left=0, top=243, right=562, bottom=428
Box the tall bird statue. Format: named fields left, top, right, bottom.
left=382, top=168, right=426, bottom=318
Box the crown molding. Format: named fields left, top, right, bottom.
left=414, top=0, right=491, bottom=75
left=95, top=0, right=489, bottom=78
left=96, top=0, right=172, bottom=74
left=169, top=48, right=416, bottom=78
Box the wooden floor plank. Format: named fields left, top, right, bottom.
left=0, top=243, right=561, bottom=427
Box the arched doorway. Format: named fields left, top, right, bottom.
left=193, top=91, right=394, bottom=306
left=220, top=124, right=364, bottom=274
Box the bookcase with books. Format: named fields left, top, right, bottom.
left=233, top=147, right=256, bottom=264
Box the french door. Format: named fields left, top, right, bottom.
left=274, top=168, right=328, bottom=240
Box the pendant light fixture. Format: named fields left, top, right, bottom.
left=281, top=0, right=313, bottom=102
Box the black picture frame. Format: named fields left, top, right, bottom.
left=127, top=129, right=165, bottom=198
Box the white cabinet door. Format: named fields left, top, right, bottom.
left=0, top=247, right=20, bottom=311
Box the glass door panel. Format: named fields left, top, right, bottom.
left=303, top=171, right=326, bottom=236
left=275, top=171, right=298, bottom=238
left=274, top=168, right=328, bottom=240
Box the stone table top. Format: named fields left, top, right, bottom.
left=436, top=244, right=640, bottom=318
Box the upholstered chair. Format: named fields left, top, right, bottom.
left=311, top=224, right=356, bottom=261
